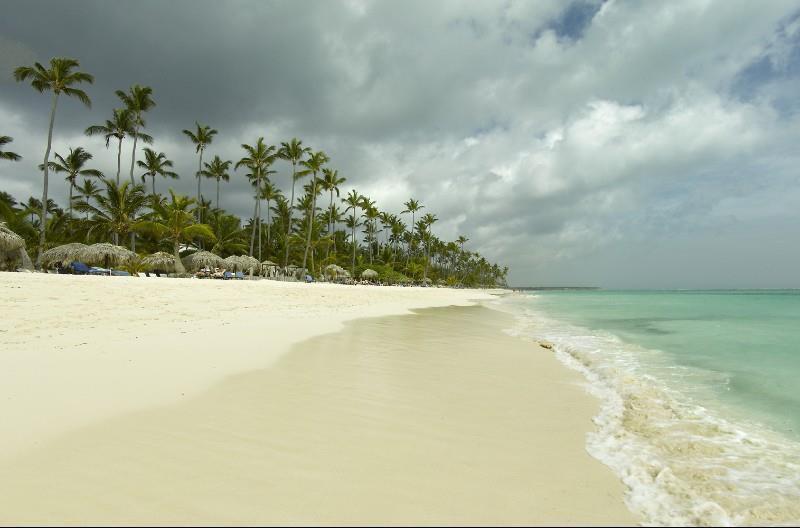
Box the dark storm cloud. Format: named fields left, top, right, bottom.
left=2, top=0, right=800, bottom=287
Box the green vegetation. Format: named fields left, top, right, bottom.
left=1, top=56, right=508, bottom=287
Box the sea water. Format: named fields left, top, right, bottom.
left=498, top=290, right=800, bottom=526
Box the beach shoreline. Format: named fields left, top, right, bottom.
left=0, top=274, right=633, bottom=525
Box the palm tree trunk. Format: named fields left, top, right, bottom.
left=257, top=196, right=262, bottom=262
left=284, top=161, right=296, bottom=267
left=327, top=191, right=334, bottom=260
left=301, top=172, right=316, bottom=273
left=35, top=92, right=59, bottom=268
left=129, top=126, right=140, bottom=252
left=351, top=224, right=356, bottom=277
left=116, top=137, right=122, bottom=186
left=68, top=181, right=74, bottom=218
left=216, top=178, right=220, bottom=210
left=173, top=240, right=186, bottom=274
left=129, top=125, right=139, bottom=185
left=249, top=195, right=258, bottom=257
left=152, top=175, right=156, bottom=196
left=196, top=150, right=203, bottom=220
left=266, top=200, right=271, bottom=260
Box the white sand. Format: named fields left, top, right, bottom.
left=0, top=273, right=634, bottom=525
left=0, top=273, right=494, bottom=457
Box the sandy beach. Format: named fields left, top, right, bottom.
left=0, top=274, right=633, bottom=525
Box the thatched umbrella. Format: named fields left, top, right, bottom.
left=0, top=223, right=33, bottom=271
left=77, top=243, right=137, bottom=269
left=225, top=255, right=260, bottom=273
left=39, top=242, right=89, bottom=267
left=361, top=268, right=378, bottom=280
left=181, top=250, right=226, bottom=272
left=141, top=251, right=179, bottom=272
left=0, top=223, right=24, bottom=253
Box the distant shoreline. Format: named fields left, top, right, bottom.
left=510, top=286, right=601, bottom=291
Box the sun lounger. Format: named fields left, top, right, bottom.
left=70, top=261, right=91, bottom=275
left=235, top=271, right=244, bottom=280
left=110, top=270, right=130, bottom=276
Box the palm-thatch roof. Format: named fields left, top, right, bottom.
left=78, top=243, right=137, bottom=267
left=0, top=223, right=32, bottom=271
left=0, top=223, right=25, bottom=253
left=40, top=242, right=90, bottom=267
left=181, top=250, right=226, bottom=271
left=361, top=268, right=379, bottom=279
left=224, top=254, right=260, bottom=272
left=261, top=260, right=278, bottom=267
left=141, top=251, right=179, bottom=271
left=324, top=264, right=349, bottom=279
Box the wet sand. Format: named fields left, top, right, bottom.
left=0, top=304, right=633, bottom=526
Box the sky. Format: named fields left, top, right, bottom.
left=1, top=0, right=800, bottom=288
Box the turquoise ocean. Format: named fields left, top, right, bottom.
left=497, top=290, right=800, bottom=526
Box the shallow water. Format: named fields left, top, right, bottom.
left=499, top=290, right=800, bottom=526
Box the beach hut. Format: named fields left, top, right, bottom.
left=361, top=268, right=378, bottom=280
left=0, top=223, right=33, bottom=271
left=283, top=264, right=303, bottom=280
left=78, top=243, right=137, bottom=269
left=39, top=242, right=89, bottom=268
left=141, top=251, right=179, bottom=272
left=181, top=250, right=226, bottom=272
left=261, top=259, right=279, bottom=278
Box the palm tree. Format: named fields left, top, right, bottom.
left=298, top=150, right=329, bottom=274
left=402, top=198, right=424, bottom=236
left=343, top=189, right=363, bottom=276
left=136, top=148, right=178, bottom=196
left=74, top=179, right=149, bottom=247
left=236, top=138, right=276, bottom=259
left=116, top=84, right=156, bottom=185
left=278, top=138, right=311, bottom=266
left=456, top=235, right=469, bottom=252
left=0, top=136, right=21, bottom=161
left=85, top=108, right=150, bottom=185
left=320, top=168, right=346, bottom=259
left=75, top=179, right=101, bottom=220
left=419, top=212, right=438, bottom=282
left=199, top=155, right=232, bottom=210
left=360, top=198, right=378, bottom=264
left=208, top=211, right=247, bottom=256
left=135, top=190, right=215, bottom=274
left=14, top=57, right=94, bottom=265
left=182, top=122, right=218, bottom=220
left=47, top=147, right=103, bottom=217
left=260, top=179, right=282, bottom=260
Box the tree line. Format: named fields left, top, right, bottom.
left=0, top=57, right=508, bottom=286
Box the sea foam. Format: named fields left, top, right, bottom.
left=492, top=296, right=800, bottom=527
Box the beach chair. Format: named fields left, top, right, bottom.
left=222, top=271, right=233, bottom=280
left=110, top=270, right=130, bottom=276
left=70, top=261, right=91, bottom=275
left=235, top=271, right=245, bottom=280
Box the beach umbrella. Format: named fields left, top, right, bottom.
left=78, top=243, right=137, bottom=268
left=262, top=259, right=278, bottom=267
left=181, top=250, right=226, bottom=271
left=141, top=251, right=179, bottom=271
left=0, top=223, right=33, bottom=271
left=225, top=255, right=260, bottom=273
left=39, top=242, right=89, bottom=267
left=361, top=268, right=378, bottom=280
left=0, top=223, right=24, bottom=253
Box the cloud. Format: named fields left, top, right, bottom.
left=2, top=0, right=800, bottom=287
